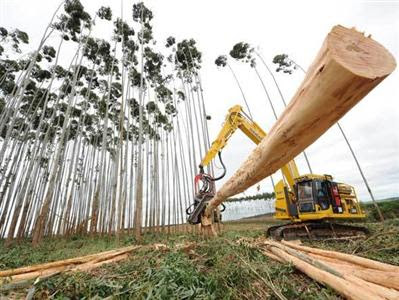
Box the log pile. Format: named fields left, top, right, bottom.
left=261, top=240, right=399, bottom=300
left=0, top=245, right=141, bottom=287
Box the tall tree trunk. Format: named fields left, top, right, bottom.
left=133, top=17, right=146, bottom=240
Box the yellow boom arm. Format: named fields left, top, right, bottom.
left=200, top=105, right=300, bottom=190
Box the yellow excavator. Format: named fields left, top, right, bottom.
left=186, top=105, right=368, bottom=240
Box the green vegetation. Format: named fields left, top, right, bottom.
left=0, top=230, right=340, bottom=299
left=0, top=235, right=130, bottom=271
left=306, top=218, right=399, bottom=266
left=362, top=197, right=399, bottom=221
left=1, top=200, right=398, bottom=299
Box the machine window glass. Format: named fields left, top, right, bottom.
left=298, top=181, right=313, bottom=202
left=316, top=181, right=330, bottom=210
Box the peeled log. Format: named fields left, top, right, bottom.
left=282, top=240, right=399, bottom=272
left=269, top=246, right=384, bottom=300
left=204, top=25, right=396, bottom=219
left=0, top=245, right=139, bottom=278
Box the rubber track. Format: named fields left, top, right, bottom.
left=266, top=222, right=369, bottom=241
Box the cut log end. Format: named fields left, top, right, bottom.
left=328, top=25, right=396, bottom=78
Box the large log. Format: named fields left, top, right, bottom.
left=320, top=259, right=399, bottom=291
left=264, top=241, right=399, bottom=299
left=0, top=245, right=139, bottom=278
left=269, top=246, right=384, bottom=300
left=309, top=253, right=399, bottom=290
left=281, top=240, right=399, bottom=272
left=204, top=25, right=396, bottom=221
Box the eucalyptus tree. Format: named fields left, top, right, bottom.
left=272, top=53, right=305, bottom=74
left=131, top=2, right=153, bottom=239
left=114, top=14, right=135, bottom=238
left=175, top=39, right=202, bottom=178
left=0, top=0, right=212, bottom=243
left=3, top=3, right=92, bottom=242
left=174, top=38, right=212, bottom=229
left=2, top=1, right=109, bottom=243
left=31, top=0, right=94, bottom=246
left=0, top=27, right=69, bottom=241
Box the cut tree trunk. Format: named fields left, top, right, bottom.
left=203, top=25, right=396, bottom=221
left=281, top=240, right=399, bottom=272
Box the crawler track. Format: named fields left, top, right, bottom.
left=266, top=221, right=369, bottom=241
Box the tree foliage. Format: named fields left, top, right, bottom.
left=0, top=0, right=210, bottom=245
left=97, top=6, right=112, bottom=21
left=214, top=55, right=227, bottom=67
left=229, top=42, right=256, bottom=67
left=272, top=54, right=297, bottom=74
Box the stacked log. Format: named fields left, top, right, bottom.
left=203, top=25, right=396, bottom=224
left=261, top=240, right=399, bottom=300
left=0, top=245, right=141, bottom=286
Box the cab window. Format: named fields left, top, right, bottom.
left=297, top=181, right=313, bottom=202
left=315, top=181, right=330, bottom=210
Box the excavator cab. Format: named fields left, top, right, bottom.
left=270, top=175, right=368, bottom=240
left=295, top=178, right=333, bottom=213
left=292, top=175, right=365, bottom=219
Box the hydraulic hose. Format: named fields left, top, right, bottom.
left=211, top=151, right=226, bottom=181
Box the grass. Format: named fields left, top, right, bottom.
left=0, top=199, right=398, bottom=299
left=11, top=232, right=341, bottom=300
left=0, top=235, right=132, bottom=271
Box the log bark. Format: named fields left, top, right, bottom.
left=4, top=252, right=132, bottom=284
left=320, top=259, right=399, bottom=291
left=262, top=241, right=399, bottom=299
left=204, top=25, right=396, bottom=220
left=70, top=253, right=129, bottom=272
left=0, top=245, right=139, bottom=278
left=281, top=240, right=399, bottom=272
left=269, top=246, right=383, bottom=300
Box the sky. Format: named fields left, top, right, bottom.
left=1, top=0, right=398, bottom=202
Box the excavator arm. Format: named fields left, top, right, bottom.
left=187, top=104, right=300, bottom=224
left=199, top=105, right=244, bottom=170
left=200, top=105, right=299, bottom=188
